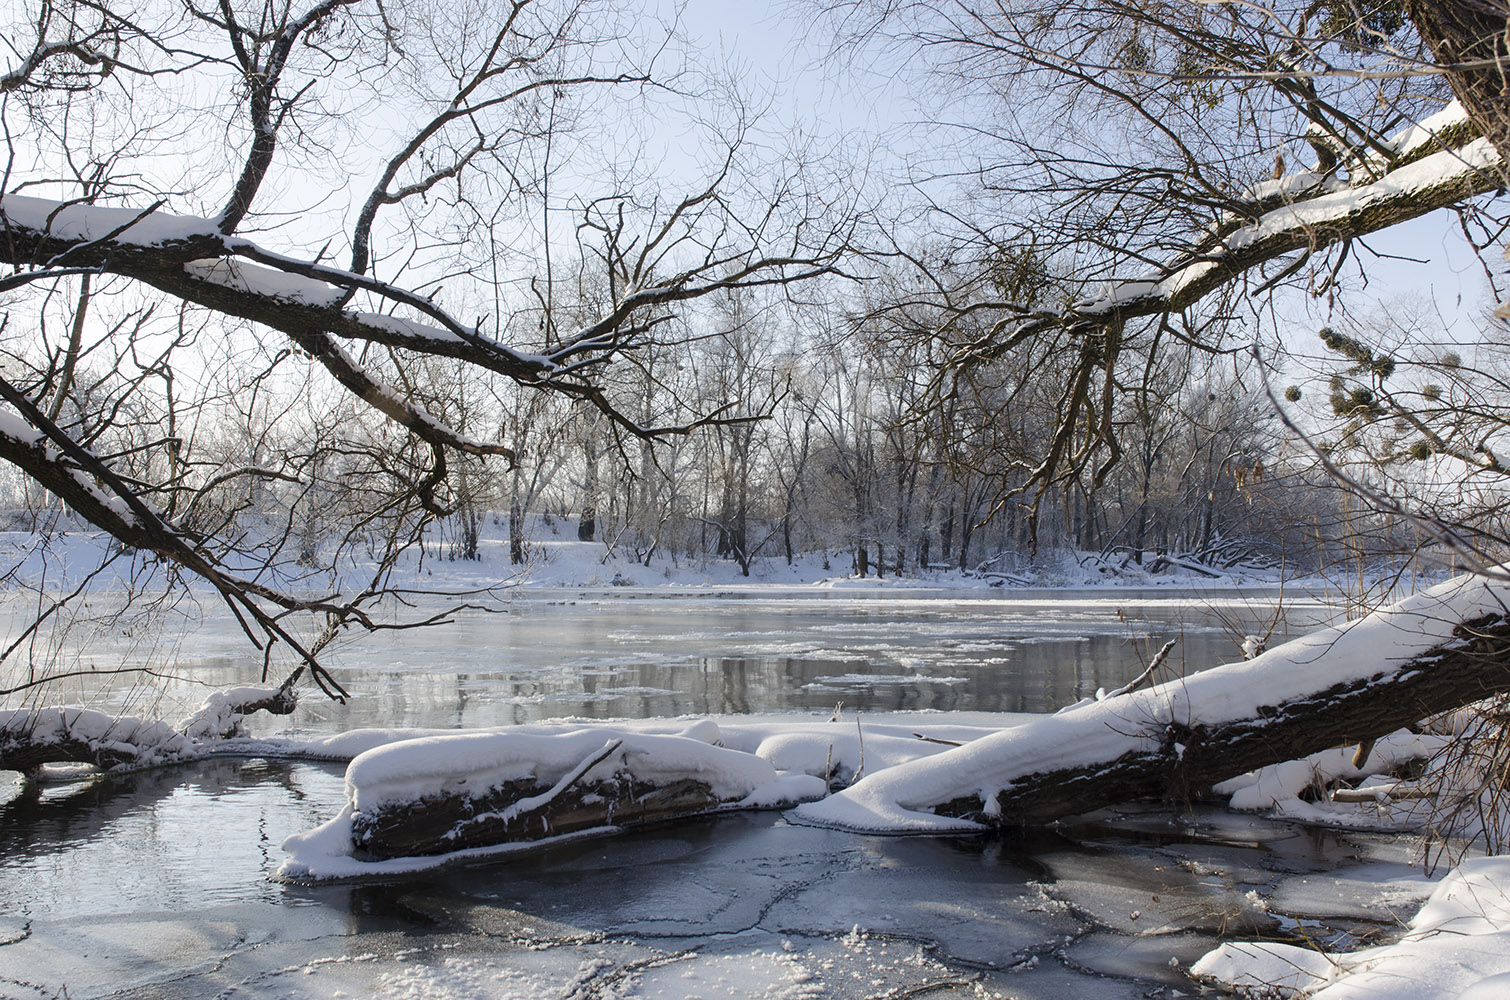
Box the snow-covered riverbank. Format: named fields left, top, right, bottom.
left=2, top=522, right=1499, bottom=998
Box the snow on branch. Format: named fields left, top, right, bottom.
left=0, top=191, right=833, bottom=440
left=1073, top=131, right=1501, bottom=317
left=0, top=681, right=299, bottom=774
left=791, top=573, right=1510, bottom=833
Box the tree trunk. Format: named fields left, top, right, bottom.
left=795, top=576, right=1510, bottom=831
left=509, top=498, right=525, bottom=565
left=933, top=612, right=1510, bottom=826
left=1407, top=2, right=1510, bottom=167
left=579, top=437, right=598, bottom=541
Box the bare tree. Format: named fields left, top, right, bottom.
left=818, top=0, right=1508, bottom=535
left=0, top=0, right=856, bottom=698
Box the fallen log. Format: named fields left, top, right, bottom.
left=338, top=729, right=825, bottom=862
left=792, top=573, right=1510, bottom=832
left=0, top=675, right=301, bottom=775
left=0, top=709, right=194, bottom=774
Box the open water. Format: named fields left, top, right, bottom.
left=0, top=586, right=1429, bottom=999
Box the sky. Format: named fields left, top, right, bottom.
left=676, top=3, right=1503, bottom=333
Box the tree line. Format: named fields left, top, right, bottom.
left=0, top=0, right=1505, bottom=694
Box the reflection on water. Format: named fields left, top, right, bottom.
left=273, top=586, right=1328, bottom=732
left=1, top=587, right=1387, bottom=1000
left=0, top=759, right=345, bottom=918
left=4, top=586, right=1330, bottom=732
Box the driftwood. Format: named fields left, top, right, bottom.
left=352, top=772, right=729, bottom=860
left=346, top=736, right=774, bottom=860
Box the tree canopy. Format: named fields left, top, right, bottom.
left=1, top=0, right=1507, bottom=696
left=0, top=0, right=858, bottom=694
left=824, top=0, right=1507, bottom=525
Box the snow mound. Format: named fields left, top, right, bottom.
left=1193, top=857, right=1510, bottom=999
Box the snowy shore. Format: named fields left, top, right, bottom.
left=2, top=521, right=1498, bottom=997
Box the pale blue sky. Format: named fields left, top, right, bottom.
left=669, top=4, right=1501, bottom=342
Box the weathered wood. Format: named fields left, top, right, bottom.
left=1406, top=1, right=1510, bottom=168
left=350, top=772, right=729, bottom=860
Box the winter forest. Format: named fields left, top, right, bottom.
left=4, top=2, right=1510, bottom=999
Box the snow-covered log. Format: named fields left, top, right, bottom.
left=344, top=730, right=822, bottom=860
left=281, top=729, right=825, bottom=873
left=792, top=574, right=1510, bottom=833
left=0, top=709, right=195, bottom=774
left=0, top=681, right=300, bottom=774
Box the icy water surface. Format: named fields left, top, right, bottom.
left=0, top=758, right=1428, bottom=1000
left=0, top=587, right=1430, bottom=999
left=37, top=584, right=1341, bottom=729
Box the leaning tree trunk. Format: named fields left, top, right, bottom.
left=792, top=574, right=1510, bottom=832
left=932, top=612, right=1510, bottom=826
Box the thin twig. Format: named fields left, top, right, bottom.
left=1102, top=638, right=1180, bottom=701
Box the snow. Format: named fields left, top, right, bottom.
left=1192, top=940, right=1337, bottom=995
left=0, top=409, right=47, bottom=446
left=352, top=310, right=465, bottom=345
left=272, top=715, right=997, bottom=879
left=343, top=727, right=791, bottom=813
left=1073, top=100, right=1497, bottom=317
left=182, top=256, right=344, bottom=308
left=0, top=706, right=194, bottom=764
left=0, top=193, right=218, bottom=246
left=792, top=573, right=1508, bottom=834
left=277, top=802, right=621, bottom=881
left=1378, top=101, right=1473, bottom=161
left=0, top=412, right=144, bottom=529
left=1237, top=170, right=1336, bottom=204
left=1193, top=857, right=1510, bottom=999
left=5, top=525, right=1507, bottom=995
left=1214, top=729, right=1451, bottom=825
left=180, top=685, right=291, bottom=741
left=267, top=560, right=1492, bottom=870
left=1226, top=138, right=1500, bottom=254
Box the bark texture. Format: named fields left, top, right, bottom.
left=932, top=613, right=1510, bottom=826
left=350, top=771, right=731, bottom=860
left=1407, top=0, right=1510, bottom=170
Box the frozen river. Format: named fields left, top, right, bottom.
left=0, top=586, right=1433, bottom=999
